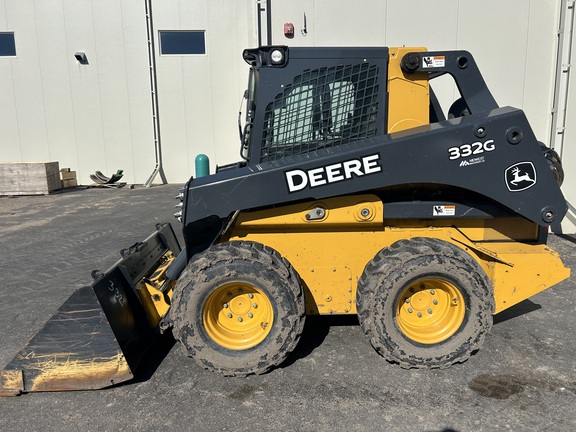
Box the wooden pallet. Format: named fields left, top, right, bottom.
left=60, top=168, right=78, bottom=188
left=0, top=162, right=61, bottom=196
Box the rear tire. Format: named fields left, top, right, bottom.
left=356, top=237, right=493, bottom=368
left=171, top=241, right=305, bottom=376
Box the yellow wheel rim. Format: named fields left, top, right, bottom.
left=203, top=282, right=274, bottom=350
left=396, top=278, right=465, bottom=344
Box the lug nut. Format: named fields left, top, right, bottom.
left=248, top=293, right=254, bottom=299
left=427, top=309, right=433, bottom=314
left=227, top=313, right=232, bottom=318
left=253, top=303, right=258, bottom=308
left=248, top=313, right=253, bottom=318
left=238, top=317, right=243, bottom=322
left=430, top=289, right=435, bottom=295
left=407, top=308, right=413, bottom=313
left=433, top=299, right=438, bottom=305
left=417, top=312, right=423, bottom=318
left=223, top=303, right=229, bottom=308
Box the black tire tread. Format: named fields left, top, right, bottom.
left=170, top=241, right=306, bottom=376
left=357, top=237, right=494, bottom=369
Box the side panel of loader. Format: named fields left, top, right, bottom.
left=182, top=106, right=566, bottom=257
left=224, top=195, right=569, bottom=316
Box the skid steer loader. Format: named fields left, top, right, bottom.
left=0, top=46, right=570, bottom=395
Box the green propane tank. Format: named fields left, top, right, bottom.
left=195, top=154, right=209, bottom=178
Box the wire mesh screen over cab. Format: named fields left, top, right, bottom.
left=248, top=47, right=390, bottom=164
left=261, top=63, right=380, bottom=161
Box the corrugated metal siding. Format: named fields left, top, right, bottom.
left=152, top=0, right=255, bottom=182
left=557, top=0, right=576, bottom=233
left=0, top=0, right=156, bottom=185
left=269, top=0, right=560, bottom=143
left=0, top=0, right=573, bottom=233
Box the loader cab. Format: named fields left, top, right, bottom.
left=240, top=46, right=390, bottom=165
left=237, top=46, right=485, bottom=167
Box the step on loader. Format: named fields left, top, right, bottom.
left=0, top=46, right=570, bottom=395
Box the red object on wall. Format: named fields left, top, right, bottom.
left=284, top=22, right=294, bottom=38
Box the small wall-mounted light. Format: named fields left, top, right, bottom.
left=74, top=52, right=88, bottom=65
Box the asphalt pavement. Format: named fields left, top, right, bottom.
left=0, top=184, right=575, bottom=432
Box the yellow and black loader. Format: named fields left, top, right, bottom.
left=0, top=46, right=570, bottom=395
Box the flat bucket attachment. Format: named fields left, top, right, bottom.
left=0, top=223, right=181, bottom=396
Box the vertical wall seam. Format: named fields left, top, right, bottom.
left=119, top=1, right=136, bottom=182
left=90, top=0, right=108, bottom=175
left=521, top=1, right=532, bottom=112
left=144, top=0, right=167, bottom=186
left=5, top=1, right=23, bottom=160
left=31, top=1, right=50, bottom=161
left=178, top=0, right=191, bottom=177
left=9, top=60, right=22, bottom=159
left=61, top=0, right=81, bottom=178
left=207, top=1, right=217, bottom=173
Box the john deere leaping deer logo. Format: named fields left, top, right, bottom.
left=505, top=162, right=537, bottom=192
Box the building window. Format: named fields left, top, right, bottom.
left=0, top=32, right=16, bottom=57
left=159, top=31, right=206, bottom=55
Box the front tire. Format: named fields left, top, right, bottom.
left=171, top=241, right=305, bottom=376
left=356, top=237, right=493, bottom=368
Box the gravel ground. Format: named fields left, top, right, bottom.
left=0, top=184, right=574, bottom=432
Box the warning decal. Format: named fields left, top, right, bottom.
left=422, top=56, right=446, bottom=68
left=433, top=205, right=455, bottom=216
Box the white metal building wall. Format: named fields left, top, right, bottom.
left=0, top=0, right=257, bottom=185
left=554, top=0, right=576, bottom=233
left=268, top=0, right=560, bottom=152
left=0, top=0, right=157, bottom=185
left=151, top=0, right=256, bottom=183
left=0, top=0, right=574, bottom=232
